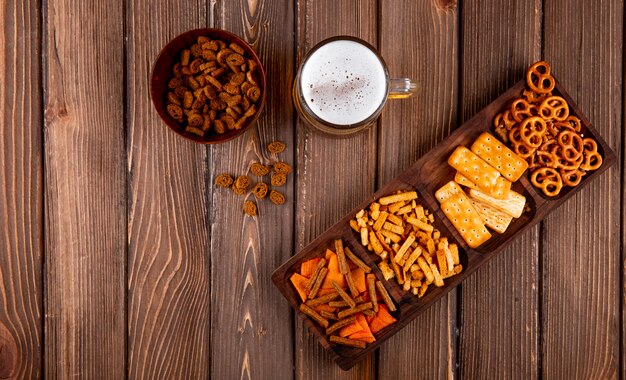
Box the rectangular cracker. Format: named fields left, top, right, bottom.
left=470, top=132, right=529, bottom=182
left=468, top=188, right=526, bottom=219
left=448, top=146, right=500, bottom=192
left=455, top=172, right=512, bottom=200
left=440, top=193, right=492, bottom=248
left=435, top=180, right=464, bottom=203
left=470, top=198, right=514, bottom=234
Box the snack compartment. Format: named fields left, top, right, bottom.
left=272, top=232, right=402, bottom=364
left=487, top=80, right=614, bottom=202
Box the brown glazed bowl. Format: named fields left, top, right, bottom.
left=150, top=28, right=266, bottom=144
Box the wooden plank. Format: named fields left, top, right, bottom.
left=542, top=0, right=622, bottom=378
left=126, top=1, right=211, bottom=379
left=457, top=0, right=541, bottom=378
left=208, top=1, right=295, bottom=379
left=294, top=0, right=378, bottom=377
left=0, top=1, right=43, bottom=378
left=377, top=1, right=458, bottom=378
left=43, top=0, right=126, bottom=378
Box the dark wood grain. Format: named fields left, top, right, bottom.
left=542, top=0, right=622, bottom=378
left=377, top=1, right=459, bottom=378
left=457, top=1, right=542, bottom=378
left=126, top=1, right=211, bottom=378
left=294, top=0, right=378, bottom=377
left=2, top=1, right=624, bottom=377
left=43, top=0, right=126, bottom=377
left=208, top=1, right=295, bottom=379
left=0, top=1, right=42, bottom=378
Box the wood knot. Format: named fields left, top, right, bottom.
left=0, top=322, right=17, bottom=379
left=44, top=105, right=70, bottom=124
left=435, top=0, right=457, bottom=11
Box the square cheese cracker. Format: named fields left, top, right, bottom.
left=455, top=172, right=512, bottom=200
left=435, top=181, right=464, bottom=203
left=440, top=193, right=491, bottom=248
left=448, top=146, right=500, bottom=192
left=470, top=132, right=528, bottom=182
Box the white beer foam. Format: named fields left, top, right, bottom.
left=301, top=40, right=387, bottom=126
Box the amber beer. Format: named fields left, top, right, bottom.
left=293, top=36, right=417, bottom=136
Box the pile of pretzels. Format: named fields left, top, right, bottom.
left=493, top=61, right=603, bottom=197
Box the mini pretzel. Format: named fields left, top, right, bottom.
left=556, top=130, right=584, bottom=162
left=509, top=127, right=536, bottom=159
left=550, top=145, right=583, bottom=170
left=519, top=116, right=547, bottom=148
left=512, top=141, right=536, bottom=159
left=494, top=110, right=517, bottom=131
left=509, top=126, right=524, bottom=145
left=527, top=153, right=542, bottom=170
left=531, top=167, right=563, bottom=197
left=527, top=153, right=538, bottom=170
left=494, top=124, right=509, bottom=143
left=535, top=150, right=558, bottom=168
left=539, top=96, right=569, bottom=121
left=523, top=89, right=551, bottom=104
left=526, top=61, right=555, bottom=94
left=580, top=138, right=603, bottom=171
left=542, top=131, right=554, bottom=143
left=551, top=121, right=577, bottom=135
left=540, top=138, right=557, bottom=150
left=546, top=121, right=559, bottom=137
left=510, top=99, right=539, bottom=123
left=559, top=168, right=585, bottom=187
left=564, top=115, right=582, bottom=132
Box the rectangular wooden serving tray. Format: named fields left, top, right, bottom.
left=271, top=78, right=617, bottom=370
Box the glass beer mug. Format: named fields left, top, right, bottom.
left=293, top=36, right=418, bottom=136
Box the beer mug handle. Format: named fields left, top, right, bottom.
left=388, top=78, right=417, bottom=99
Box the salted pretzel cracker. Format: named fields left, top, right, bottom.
left=494, top=110, right=517, bottom=130
left=531, top=167, right=563, bottom=197
left=539, top=96, right=569, bottom=121
left=559, top=168, right=585, bottom=187
left=510, top=98, right=538, bottom=123
left=519, top=116, right=547, bottom=148
left=580, top=138, right=603, bottom=171
left=523, top=89, right=551, bottom=104
left=556, top=130, right=584, bottom=162
left=526, top=61, right=555, bottom=94
left=534, top=150, right=558, bottom=169
left=551, top=145, right=584, bottom=170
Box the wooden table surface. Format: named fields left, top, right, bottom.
left=1, top=0, right=623, bottom=378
